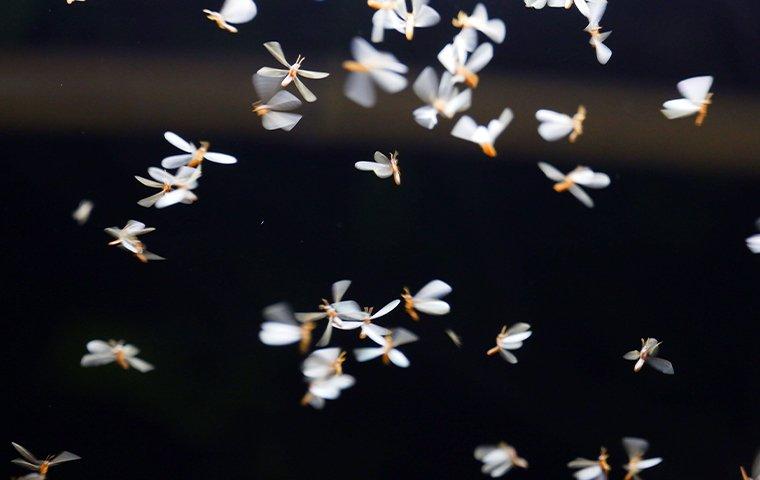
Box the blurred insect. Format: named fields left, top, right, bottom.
left=80, top=339, right=155, bottom=372
left=353, top=327, right=419, bottom=367
left=746, top=219, right=760, bottom=253
left=622, top=437, right=662, bottom=480
left=203, top=0, right=257, bottom=33
left=295, top=280, right=361, bottom=347
left=660, top=76, right=714, bottom=126
left=740, top=450, right=760, bottom=480
left=452, top=3, right=506, bottom=52
left=301, top=348, right=348, bottom=379
left=301, top=373, right=355, bottom=409
left=134, top=166, right=201, bottom=209
left=104, top=220, right=164, bottom=263
left=355, top=151, right=401, bottom=185
left=251, top=73, right=303, bottom=131
left=568, top=447, right=611, bottom=480
left=474, top=441, right=528, bottom=478
left=623, top=338, right=674, bottom=375
left=451, top=108, right=513, bottom=158
left=11, top=442, right=80, bottom=478
left=387, top=0, right=441, bottom=41
left=66, top=0, right=85, bottom=4
left=438, top=39, right=493, bottom=88
left=259, top=302, right=317, bottom=354
left=367, top=0, right=398, bottom=43
left=343, top=37, right=408, bottom=108
left=337, top=299, right=400, bottom=339
left=584, top=0, right=611, bottom=65
left=401, top=279, right=452, bottom=321
left=256, top=41, right=329, bottom=102
left=535, top=106, right=586, bottom=142
left=486, top=323, right=532, bottom=364
left=71, top=199, right=93, bottom=225
left=524, top=0, right=588, bottom=13
left=537, top=162, right=610, bottom=208
left=161, top=132, right=237, bottom=169
left=445, top=328, right=462, bottom=347
left=413, top=67, right=471, bottom=130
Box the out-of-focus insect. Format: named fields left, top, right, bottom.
left=251, top=73, right=303, bottom=131
left=301, top=348, right=348, bottom=379
left=355, top=151, right=402, bottom=185
left=337, top=299, right=400, bottom=339
left=256, top=41, right=329, bottom=102
left=413, top=67, right=471, bottom=130
left=203, top=0, right=257, bottom=33
left=11, top=442, right=81, bottom=478
left=104, top=220, right=164, bottom=263
left=746, top=219, right=760, bottom=253
left=295, top=280, right=361, bottom=347
left=486, top=323, right=532, bottom=364
left=80, top=339, right=155, bottom=372
left=259, top=302, right=317, bottom=354
left=537, top=162, right=610, bottom=208
left=622, top=437, right=662, bottom=480
left=584, top=0, right=612, bottom=65
left=71, top=199, right=94, bottom=225
left=353, top=327, right=419, bottom=367
left=438, top=39, right=492, bottom=88
left=66, top=0, right=85, bottom=4
left=568, top=447, right=611, bottom=480
left=445, top=328, right=462, bottom=347
left=740, top=450, right=760, bottom=480
left=660, top=76, right=714, bottom=126
left=367, top=0, right=398, bottom=43
left=474, top=441, right=528, bottom=478
left=535, top=106, right=586, bottom=142
left=451, top=108, right=513, bottom=158
left=301, top=373, right=355, bottom=409
left=161, top=132, right=237, bottom=169
left=524, top=0, right=589, bottom=14
left=623, top=338, right=674, bottom=375
left=342, top=37, right=408, bottom=108
left=387, top=0, right=441, bottom=41
left=452, top=3, right=506, bottom=52
left=134, top=166, right=201, bottom=209
left=401, top=279, right=452, bottom=321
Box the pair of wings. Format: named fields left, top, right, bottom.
left=307, top=374, right=355, bottom=400
left=409, top=279, right=452, bottom=315
left=12, top=443, right=80, bottom=471
left=538, top=162, right=610, bottom=188
left=439, top=41, right=493, bottom=78
left=252, top=74, right=303, bottom=131
left=661, top=76, right=713, bottom=118
left=536, top=109, right=577, bottom=141
left=355, top=151, right=397, bottom=178
left=451, top=108, right=513, bottom=145
left=475, top=446, right=514, bottom=477
left=455, top=4, right=506, bottom=50
left=215, top=0, right=257, bottom=24
left=390, top=0, right=440, bottom=28
left=104, top=220, right=155, bottom=239
left=257, top=41, right=329, bottom=102
left=344, top=38, right=408, bottom=108
left=162, top=131, right=237, bottom=168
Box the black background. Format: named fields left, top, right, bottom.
left=2, top=0, right=759, bottom=479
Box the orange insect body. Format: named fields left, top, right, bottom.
left=401, top=288, right=419, bottom=321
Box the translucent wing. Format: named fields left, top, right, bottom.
left=388, top=349, right=411, bottom=367
left=568, top=458, right=598, bottom=468
left=392, top=327, right=419, bottom=346
left=266, top=90, right=302, bottom=111
left=363, top=323, right=391, bottom=339
left=263, top=41, right=290, bottom=68
left=660, top=99, right=700, bottom=119
left=134, top=176, right=163, bottom=188
left=578, top=172, right=610, bottom=189
left=355, top=161, right=393, bottom=178
left=315, top=322, right=334, bottom=347
left=474, top=445, right=496, bottom=461
left=138, top=191, right=164, bottom=208
left=585, top=0, right=607, bottom=28
left=622, top=438, right=649, bottom=459
left=413, top=66, right=439, bottom=103
left=253, top=73, right=284, bottom=101
left=155, top=189, right=189, bottom=208
left=372, top=299, right=401, bottom=318
left=574, top=465, right=603, bottom=480
left=353, top=347, right=385, bottom=362
left=331, top=280, right=351, bottom=303
left=12, top=459, right=39, bottom=471
left=454, top=28, right=478, bottom=53
left=451, top=115, right=479, bottom=141
left=371, top=9, right=391, bottom=43
left=413, top=106, right=438, bottom=129
left=482, top=18, right=506, bottom=44
left=646, top=357, right=674, bottom=374
left=262, top=111, right=302, bottom=131
left=466, top=42, right=493, bottom=73
left=750, top=450, right=760, bottom=478
left=204, top=152, right=237, bottom=164
left=262, top=302, right=297, bottom=325
left=437, top=43, right=459, bottom=74
left=86, top=340, right=112, bottom=353
left=147, top=167, right=175, bottom=184
left=164, top=131, right=195, bottom=153
left=623, top=350, right=640, bottom=360
left=259, top=323, right=301, bottom=344
left=414, top=279, right=452, bottom=300
left=487, top=108, right=513, bottom=140
left=569, top=184, right=594, bottom=208
left=161, top=154, right=193, bottom=169
left=374, top=151, right=391, bottom=165
left=127, top=357, right=154, bottom=373
left=414, top=300, right=450, bottom=315
left=295, top=312, right=327, bottom=322
left=503, top=331, right=532, bottom=343
left=594, top=39, right=612, bottom=65
left=12, top=443, right=40, bottom=464
left=80, top=353, right=115, bottom=367
left=499, top=349, right=518, bottom=363
left=344, top=72, right=376, bottom=107
left=443, top=89, right=472, bottom=117
left=414, top=4, right=440, bottom=27
left=298, top=69, right=330, bottom=80
left=219, top=0, right=257, bottom=24
left=677, top=76, right=713, bottom=104
left=256, top=66, right=288, bottom=78
left=637, top=458, right=663, bottom=469
left=573, top=0, right=591, bottom=18
left=369, top=69, right=408, bottom=93
left=536, top=109, right=573, bottom=141
left=293, top=76, right=317, bottom=102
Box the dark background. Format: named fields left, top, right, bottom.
left=2, top=1, right=759, bottom=479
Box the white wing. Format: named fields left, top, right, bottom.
left=252, top=72, right=283, bottom=101
left=577, top=172, right=610, bottom=189
left=414, top=300, right=450, bottom=315
left=155, top=189, right=190, bottom=208
left=569, top=184, right=594, bottom=208
left=414, top=4, right=440, bottom=27
left=622, top=437, right=649, bottom=459
left=646, top=357, right=674, bottom=374
left=127, top=357, right=154, bottom=373
left=80, top=352, right=115, bottom=367
left=355, top=161, right=393, bottom=178
left=299, top=69, right=330, bottom=80
left=332, top=279, right=351, bottom=302
left=263, top=41, right=290, bottom=68
left=677, top=76, right=713, bottom=104
left=220, top=0, right=257, bottom=24
left=147, top=167, right=175, bottom=184
left=414, top=279, right=452, bottom=300
left=266, top=90, right=302, bottom=111
left=48, top=451, right=81, bottom=466
left=454, top=28, right=478, bottom=53
left=262, top=111, right=302, bottom=131
left=499, top=349, right=518, bottom=363
left=660, top=99, right=700, bottom=119
left=443, top=89, right=472, bottom=117
left=392, top=327, right=419, bottom=346
left=536, top=109, right=573, bottom=141
left=585, top=0, right=607, bottom=29
left=451, top=115, right=479, bottom=141
left=86, top=339, right=112, bottom=353
left=161, top=154, right=193, bottom=169
left=204, top=152, right=237, bottom=164
left=502, top=331, right=532, bottom=343
left=466, top=42, right=493, bottom=73
left=574, top=465, right=603, bottom=480
left=637, top=457, right=663, bottom=470
left=369, top=69, right=408, bottom=93
left=413, top=66, right=438, bottom=103
left=262, top=302, right=297, bottom=324
left=353, top=347, right=385, bottom=362
left=137, top=192, right=164, bottom=208
left=371, top=299, right=401, bottom=319
left=388, top=349, right=411, bottom=367
left=164, top=131, right=194, bottom=153
left=413, top=106, right=438, bottom=129
left=437, top=43, right=459, bottom=75
left=259, top=322, right=301, bottom=345
left=344, top=72, right=376, bottom=107
left=594, top=38, right=612, bottom=65
left=293, top=76, right=317, bottom=102
left=486, top=108, right=513, bottom=141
